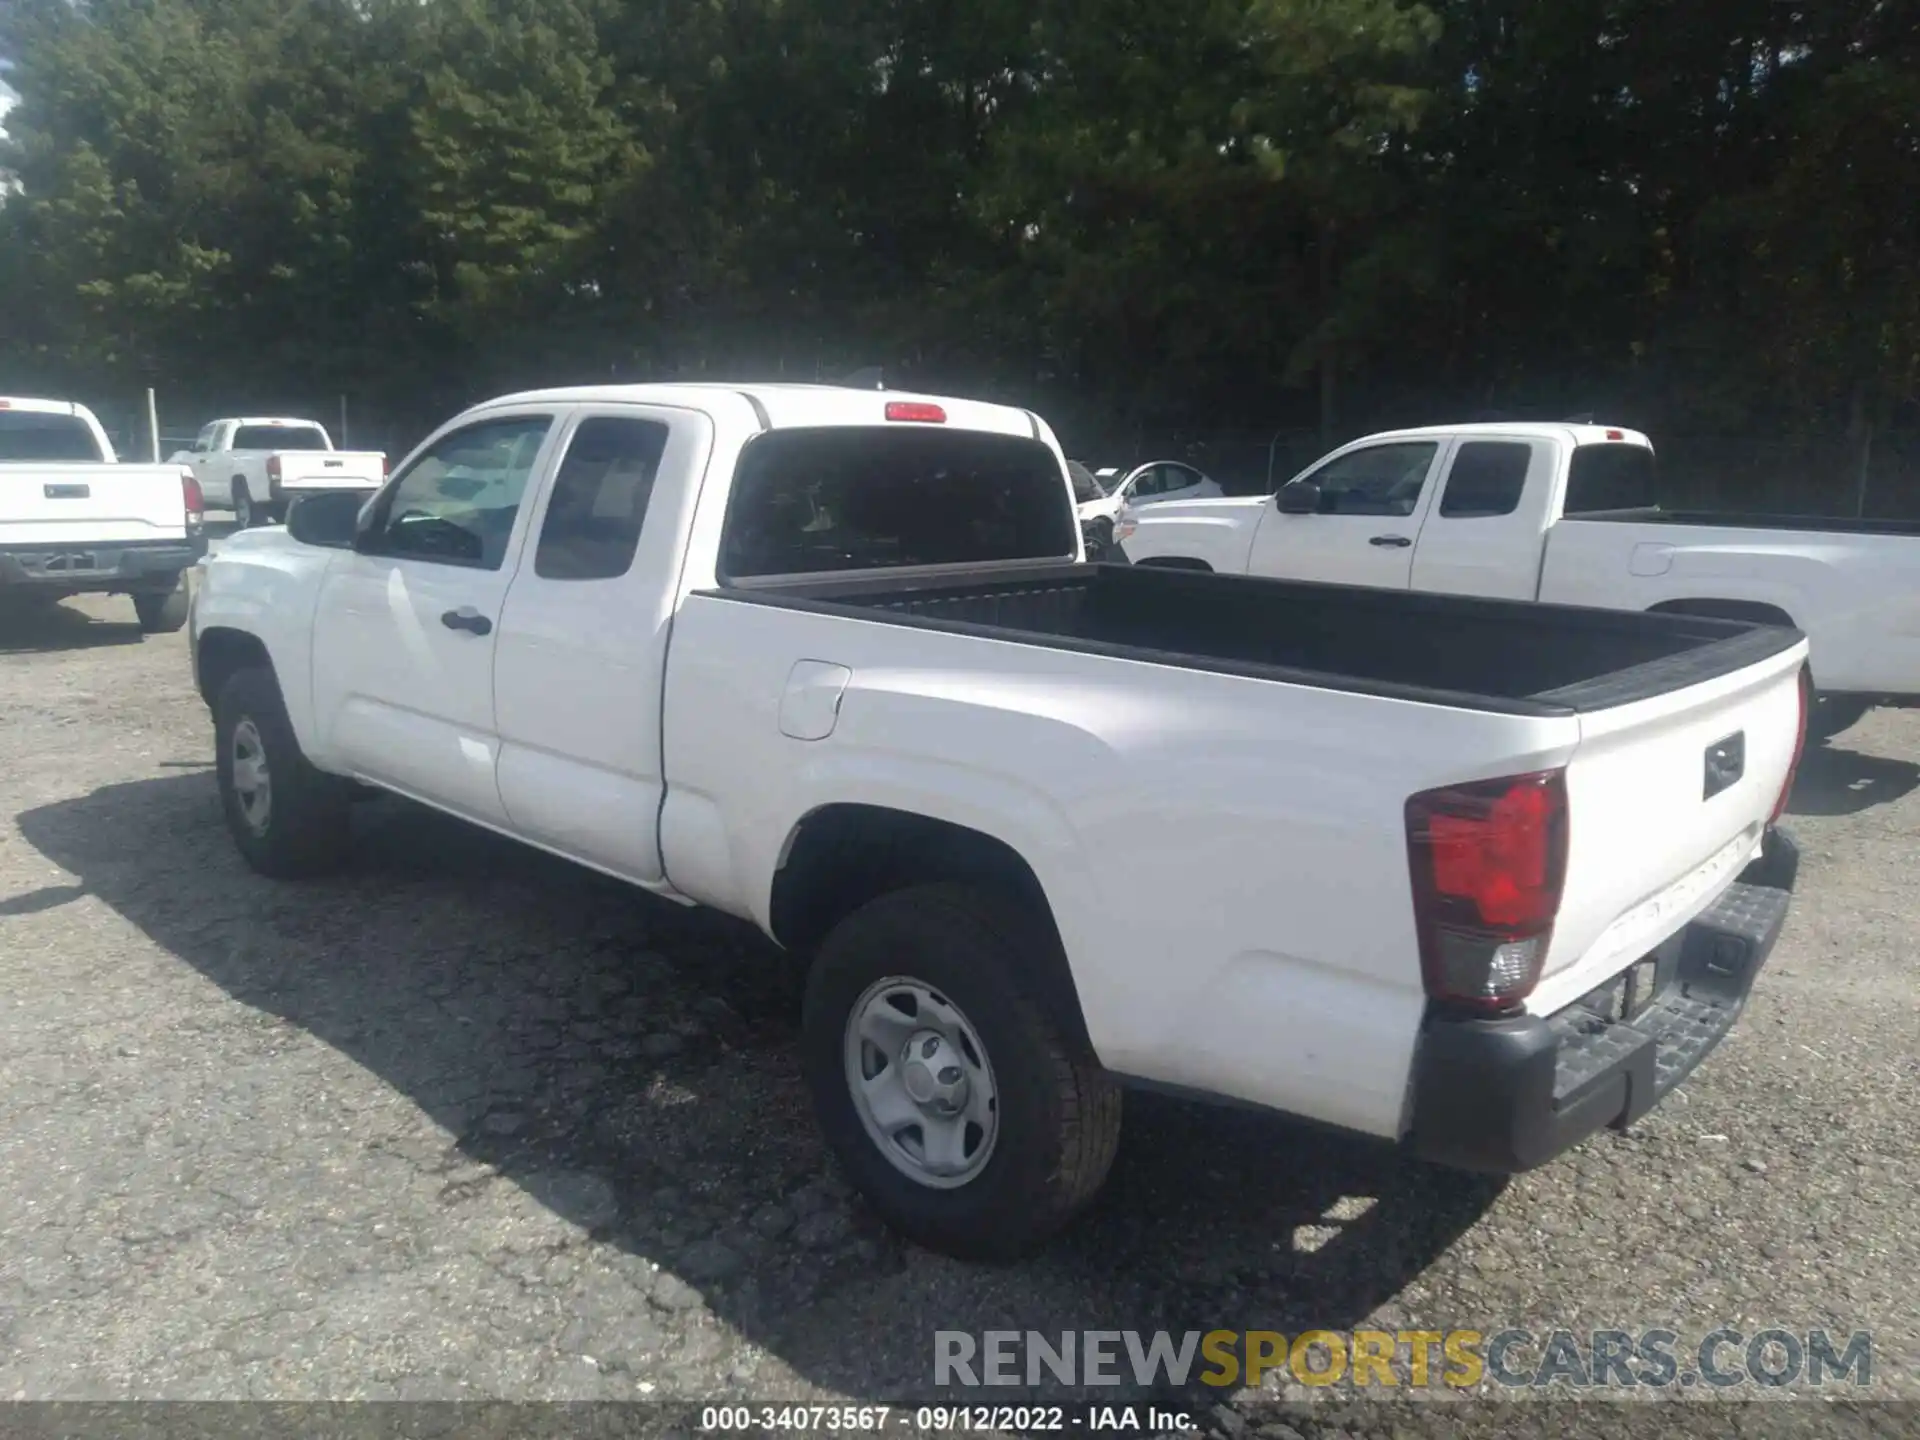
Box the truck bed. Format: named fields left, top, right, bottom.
left=1570, top=507, right=1920, bottom=537
left=720, top=561, right=1803, bottom=716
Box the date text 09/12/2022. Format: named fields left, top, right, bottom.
left=698, top=1406, right=1195, bottom=1433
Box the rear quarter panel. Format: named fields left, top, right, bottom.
left=659, top=592, right=1582, bottom=1139
left=1542, top=518, right=1920, bottom=694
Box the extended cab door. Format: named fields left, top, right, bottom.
left=1405, top=436, right=1555, bottom=600
left=1247, top=438, right=1444, bottom=587
left=491, top=405, right=712, bottom=885
left=308, top=410, right=559, bottom=824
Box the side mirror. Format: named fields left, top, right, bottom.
left=285, top=490, right=367, bottom=549
left=1276, top=480, right=1322, bottom=515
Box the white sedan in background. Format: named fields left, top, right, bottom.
left=1074, top=460, right=1223, bottom=531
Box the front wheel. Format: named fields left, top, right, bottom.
left=801, top=883, right=1122, bottom=1260
left=214, top=667, right=352, bottom=878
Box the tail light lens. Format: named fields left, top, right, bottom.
left=1771, top=665, right=1812, bottom=824
left=380, top=453, right=390, bottom=478
left=1406, top=770, right=1570, bottom=1013
left=179, top=468, right=205, bottom=530
left=266, top=455, right=282, bottom=482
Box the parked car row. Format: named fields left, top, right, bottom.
left=187, top=382, right=1809, bottom=1261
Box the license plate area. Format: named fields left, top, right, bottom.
left=1576, top=930, right=1684, bottom=1024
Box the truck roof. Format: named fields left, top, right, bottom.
left=0, top=397, right=86, bottom=415
left=1360, top=421, right=1653, bottom=449
left=475, top=383, right=1048, bottom=439
left=218, top=416, right=329, bottom=428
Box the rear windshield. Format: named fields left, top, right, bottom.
left=1566, top=442, right=1656, bottom=512
left=0, top=411, right=105, bottom=463
left=232, top=424, right=329, bottom=451
left=720, top=427, right=1079, bottom=579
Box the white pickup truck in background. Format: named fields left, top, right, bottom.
left=190, top=385, right=1807, bottom=1258
left=1119, top=422, right=1920, bottom=741
left=0, top=396, right=205, bottom=631
left=174, top=417, right=386, bottom=529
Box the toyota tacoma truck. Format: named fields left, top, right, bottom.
left=173, top=416, right=386, bottom=528
left=0, top=395, right=205, bottom=631
left=1118, top=422, right=1920, bottom=742
left=189, top=385, right=1808, bottom=1258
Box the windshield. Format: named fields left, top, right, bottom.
left=721, top=427, right=1079, bottom=579
left=0, top=411, right=106, bottom=463
left=232, top=424, right=330, bottom=452
left=1067, top=461, right=1106, bottom=503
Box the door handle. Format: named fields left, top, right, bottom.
left=1369, top=535, right=1413, bottom=548
left=440, top=608, right=493, bottom=636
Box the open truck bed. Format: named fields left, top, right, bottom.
left=722, top=559, right=1804, bottom=715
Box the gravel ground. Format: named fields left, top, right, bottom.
left=1, top=582, right=1916, bottom=1432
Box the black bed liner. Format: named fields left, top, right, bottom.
left=1570, top=507, right=1920, bottom=538
left=706, top=561, right=1804, bottom=718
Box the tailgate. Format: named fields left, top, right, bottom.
left=0, top=464, right=188, bottom=546
left=1528, top=637, right=1809, bottom=1014
left=275, top=451, right=384, bottom=490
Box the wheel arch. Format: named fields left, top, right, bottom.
left=770, top=802, right=1092, bottom=1053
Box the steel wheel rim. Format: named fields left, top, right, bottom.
left=844, top=976, right=1000, bottom=1190
left=230, top=717, right=272, bottom=835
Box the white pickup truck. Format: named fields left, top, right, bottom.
left=1118, top=422, right=1920, bottom=741
left=174, top=417, right=386, bottom=529
left=0, top=396, right=205, bottom=631
left=190, top=385, right=1808, bottom=1258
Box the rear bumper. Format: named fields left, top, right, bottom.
left=1407, top=826, right=1798, bottom=1173
left=0, top=537, right=207, bottom=592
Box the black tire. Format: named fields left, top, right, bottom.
left=801, top=882, right=1122, bottom=1260
left=214, top=667, right=352, bottom=878
left=1809, top=695, right=1871, bottom=745
left=232, top=480, right=255, bottom=528
left=133, top=583, right=190, bottom=634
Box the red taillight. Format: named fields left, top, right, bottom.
left=1772, top=666, right=1812, bottom=824
left=1406, top=770, right=1570, bottom=1013
left=380, top=453, right=390, bottom=478
left=884, top=401, right=947, bottom=424
left=267, top=455, right=283, bottom=481
left=1605, top=428, right=1625, bottom=441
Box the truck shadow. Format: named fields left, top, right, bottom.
left=1785, top=744, right=1920, bottom=818
left=13, top=772, right=1499, bottom=1403
left=0, top=599, right=146, bottom=654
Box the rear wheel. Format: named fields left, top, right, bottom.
left=232, top=481, right=256, bottom=529
left=133, top=582, right=190, bottom=634
left=801, top=883, right=1121, bottom=1260
left=214, top=667, right=352, bottom=878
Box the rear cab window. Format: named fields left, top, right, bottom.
left=0, top=411, right=107, bottom=463
left=1566, top=442, right=1656, bottom=513
left=232, top=424, right=330, bottom=452
left=719, top=427, right=1078, bottom=580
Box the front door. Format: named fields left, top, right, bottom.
left=309, top=411, right=558, bottom=825
left=1248, top=439, right=1444, bottom=589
